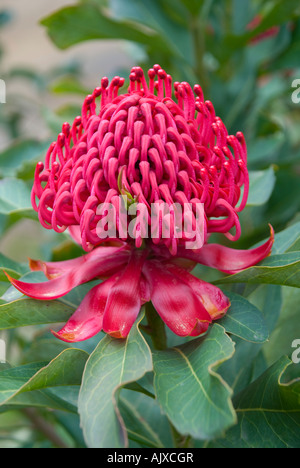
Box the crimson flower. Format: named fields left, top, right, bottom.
left=6, top=65, right=274, bottom=342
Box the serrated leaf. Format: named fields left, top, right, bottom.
left=153, top=324, right=236, bottom=440
left=78, top=313, right=152, bottom=448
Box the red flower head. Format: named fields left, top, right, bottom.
left=6, top=65, right=274, bottom=341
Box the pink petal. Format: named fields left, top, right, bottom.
left=176, top=224, right=274, bottom=274
left=68, top=225, right=82, bottom=245
left=164, top=262, right=230, bottom=320
left=143, top=260, right=212, bottom=337
left=29, top=244, right=129, bottom=279
left=102, top=250, right=147, bottom=338
left=52, top=275, right=120, bottom=343
left=5, top=250, right=130, bottom=300
left=140, top=274, right=151, bottom=305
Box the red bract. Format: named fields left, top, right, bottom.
left=7, top=65, right=274, bottom=341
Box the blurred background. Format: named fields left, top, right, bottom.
left=0, top=0, right=136, bottom=260
left=0, top=0, right=299, bottom=447
left=0, top=0, right=135, bottom=150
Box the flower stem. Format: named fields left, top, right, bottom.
left=144, top=303, right=191, bottom=448
left=144, top=302, right=167, bottom=351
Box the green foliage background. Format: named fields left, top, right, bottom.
left=0, top=0, right=300, bottom=448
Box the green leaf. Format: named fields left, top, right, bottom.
left=23, top=335, right=73, bottom=364
left=17, top=349, right=88, bottom=391
left=271, top=221, right=300, bottom=254
left=0, top=349, right=88, bottom=414
left=41, top=4, right=165, bottom=51
left=0, top=297, right=75, bottom=330
left=123, top=381, right=155, bottom=400
left=1, top=271, right=48, bottom=301
left=0, top=349, right=88, bottom=407
left=177, top=0, right=202, bottom=15
left=247, top=133, right=285, bottom=167
left=119, top=390, right=173, bottom=448
left=50, top=77, right=90, bottom=96
left=0, top=362, right=44, bottom=405
left=247, top=167, right=276, bottom=206
left=215, top=252, right=300, bottom=288
left=209, top=357, right=300, bottom=448
left=78, top=313, right=152, bottom=448
left=263, top=286, right=300, bottom=365
left=219, top=285, right=282, bottom=395
left=219, top=291, right=269, bottom=343
left=109, top=0, right=194, bottom=64
left=0, top=139, right=49, bottom=178
left=0, top=178, right=33, bottom=215
left=232, top=0, right=252, bottom=34
left=0, top=253, right=28, bottom=282
left=153, top=324, right=236, bottom=440
left=0, top=387, right=79, bottom=414
left=247, top=284, right=282, bottom=332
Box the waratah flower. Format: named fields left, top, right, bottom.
left=6, top=65, right=274, bottom=341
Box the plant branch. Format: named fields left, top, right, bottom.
left=23, top=408, right=70, bottom=448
